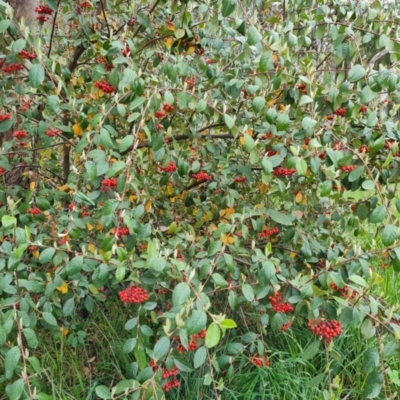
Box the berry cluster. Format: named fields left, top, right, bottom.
left=340, top=165, right=357, bottom=172
left=297, top=83, right=307, bottom=94
left=259, top=227, right=279, bottom=238
left=94, top=81, right=114, bottom=94
left=121, top=46, right=130, bottom=57
left=59, top=237, right=68, bottom=245
left=0, top=167, right=5, bottom=174
left=250, top=355, right=270, bottom=367
left=2, top=63, right=24, bottom=74
left=127, top=18, right=137, bottom=27
left=358, top=145, right=369, bottom=153
left=114, top=227, right=129, bottom=237
left=12, top=130, right=28, bottom=139
left=81, top=205, right=90, bottom=217
left=164, top=379, right=180, bottom=392
left=273, top=167, right=296, bottom=176
left=28, top=246, right=38, bottom=252
left=269, top=292, right=293, bottom=313
left=280, top=320, right=293, bottom=331
left=19, top=50, right=37, bottom=60
left=386, top=141, right=395, bottom=150
left=149, top=359, right=158, bottom=371
left=45, top=128, right=61, bottom=137
left=35, top=5, right=53, bottom=22
left=333, top=107, right=346, bottom=116
left=0, top=112, right=11, bottom=122
left=155, top=110, right=166, bottom=118
left=191, top=171, right=212, bottom=181
left=163, top=103, right=174, bottom=112
left=329, top=283, right=356, bottom=300
left=159, top=161, right=177, bottom=173
left=192, top=330, right=206, bottom=340
left=234, top=176, right=246, bottom=183
left=308, top=319, right=343, bottom=342
left=327, top=114, right=335, bottom=121
left=81, top=1, right=91, bottom=8
left=359, top=105, right=368, bottom=113
left=20, top=99, right=33, bottom=112
left=176, top=340, right=197, bottom=352
left=162, top=366, right=179, bottom=379
left=118, top=286, right=148, bottom=304
left=27, top=207, right=41, bottom=215
left=185, top=76, right=196, bottom=90
left=101, top=178, right=117, bottom=191
left=96, top=57, right=113, bottom=72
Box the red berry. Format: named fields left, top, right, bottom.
left=191, top=171, right=212, bottom=181
left=273, top=167, right=296, bottom=176
left=118, top=286, right=148, bottom=304
left=101, top=177, right=117, bottom=191
left=27, top=208, right=41, bottom=215
left=308, top=319, right=342, bottom=342
left=259, top=227, right=279, bottom=238
left=94, top=81, right=114, bottom=94
left=159, top=161, right=177, bottom=173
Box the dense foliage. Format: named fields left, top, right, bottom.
left=1, top=0, right=400, bottom=398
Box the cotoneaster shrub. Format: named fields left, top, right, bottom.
left=1, top=0, right=400, bottom=398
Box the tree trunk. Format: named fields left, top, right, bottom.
left=7, top=0, right=39, bottom=27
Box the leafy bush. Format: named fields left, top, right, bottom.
left=1, top=0, right=400, bottom=398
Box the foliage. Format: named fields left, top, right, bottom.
left=1, top=0, right=400, bottom=398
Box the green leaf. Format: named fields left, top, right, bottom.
left=153, top=336, right=170, bottom=360
left=29, top=64, right=45, bottom=88
left=105, top=161, right=125, bottom=177
left=382, top=224, right=398, bottom=246
left=242, top=284, right=254, bottom=301
left=118, top=135, right=134, bottom=153
left=302, top=340, right=320, bottom=361
left=299, top=95, right=313, bottom=106
left=66, top=256, right=83, bottom=276
left=266, top=209, right=293, bottom=226
left=361, top=371, right=382, bottom=398
left=42, top=312, right=58, bottom=326
left=277, top=113, right=290, bottom=131
left=100, top=128, right=113, bottom=149
left=348, top=64, right=366, bottom=82
left=259, top=51, right=273, bottom=72
left=361, top=317, right=375, bottom=340
left=39, top=248, right=56, bottom=264
left=123, top=338, right=137, bottom=354
left=348, top=166, right=364, bottom=182
left=295, top=159, right=307, bottom=176
left=243, top=133, right=255, bottom=152
left=252, top=96, right=265, bottom=113
left=363, top=348, right=379, bottom=372
left=95, top=385, right=112, bottom=399
left=205, top=322, right=221, bottom=348
left=2, top=215, right=16, bottom=228
left=5, top=346, right=21, bottom=379
left=369, top=206, right=387, bottom=224
left=247, top=26, right=262, bottom=45
left=221, top=0, right=235, bottom=17
left=224, top=113, right=235, bottom=129
left=361, top=86, right=377, bottom=104
left=0, top=20, right=10, bottom=34
left=63, top=298, right=75, bottom=316
left=261, top=157, right=273, bottom=174
left=129, top=96, right=146, bottom=110
left=12, top=39, right=26, bottom=53
left=116, top=265, right=126, bottom=282
left=186, top=310, right=207, bottom=335
left=220, top=319, right=237, bottom=329
left=102, top=199, right=119, bottom=215
left=194, top=346, right=207, bottom=368
left=172, top=282, right=190, bottom=306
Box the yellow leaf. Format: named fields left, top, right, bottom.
left=145, top=202, right=152, bottom=212
left=225, top=208, right=235, bottom=216
left=166, top=22, right=175, bottom=31
left=32, top=250, right=39, bottom=259
left=221, top=233, right=234, bottom=245
left=295, top=192, right=303, bottom=203
left=246, top=129, right=253, bottom=136
left=88, top=243, right=96, bottom=253
left=259, top=183, right=268, bottom=194
left=96, top=223, right=103, bottom=231
left=166, top=185, right=174, bottom=195
left=165, top=37, right=174, bottom=48
left=59, top=326, right=69, bottom=336
left=139, top=131, right=146, bottom=142
left=56, top=281, right=69, bottom=294
left=86, top=222, right=94, bottom=231
left=129, top=194, right=137, bottom=202
left=30, top=182, right=36, bottom=191
left=239, top=137, right=245, bottom=146
left=72, top=124, right=83, bottom=136
left=290, top=252, right=297, bottom=258
left=186, top=46, right=196, bottom=55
